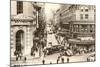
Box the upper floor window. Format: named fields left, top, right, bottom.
left=81, top=9, right=83, bottom=12
left=17, top=1, right=23, bottom=14
left=85, top=9, right=88, bottom=12
left=85, top=14, right=89, bottom=19
left=80, top=7, right=84, bottom=12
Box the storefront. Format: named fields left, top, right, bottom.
left=68, top=37, right=95, bottom=53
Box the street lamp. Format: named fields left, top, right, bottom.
left=32, top=2, right=41, bottom=29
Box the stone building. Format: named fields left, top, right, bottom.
left=55, top=4, right=95, bottom=51
left=11, top=0, right=45, bottom=59
left=56, top=4, right=95, bottom=39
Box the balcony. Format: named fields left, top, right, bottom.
left=11, top=14, right=36, bottom=26
left=72, top=21, right=95, bottom=24
left=68, top=39, right=95, bottom=45
left=11, top=21, right=35, bottom=26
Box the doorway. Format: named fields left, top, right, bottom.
left=15, top=30, right=24, bottom=54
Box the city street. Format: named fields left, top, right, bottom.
left=11, top=22, right=95, bottom=66
left=10, top=1, right=96, bottom=66
left=11, top=52, right=95, bottom=66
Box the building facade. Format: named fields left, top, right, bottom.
left=54, top=4, right=95, bottom=51
left=57, top=5, right=95, bottom=39
left=11, top=0, right=45, bottom=59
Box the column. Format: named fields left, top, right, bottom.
left=36, top=10, right=39, bottom=28
left=25, top=26, right=32, bottom=56
left=11, top=27, right=15, bottom=57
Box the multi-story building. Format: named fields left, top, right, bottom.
left=55, top=4, right=95, bottom=50
left=11, top=0, right=45, bottom=59
left=57, top=4, right=95, bottom=39
left=54, top=5, right=71, bottom=38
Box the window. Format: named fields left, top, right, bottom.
left=81, top=9, right=83, bottom=12
left=85, top=14, right=89, bottom=19
left=17, top=1, right=23, bottom=14
left=80, top=7, right=84, bottom=12
left=80, top=14, right=83, bottom=19
left=73, top=25, right=78, bottom=32
left=81, top=25, right=88, bottom=32
left=85, top=9, right=88, bottom=12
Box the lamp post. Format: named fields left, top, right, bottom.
left=33, top=2, right=41, bottom=29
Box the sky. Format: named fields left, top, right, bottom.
left=44, top=3, right=60, bottom=23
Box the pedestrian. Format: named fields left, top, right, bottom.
left=16, top=56, right=18, bottom=61
left=43, top=50, right=46, bottom=57
left=42, top=59, right=45, bottom=64
left=61, top=57, right=64, bottom=63
left=57, top=58, right=59, bottom=64
left=87, top=57, right=89, bottom=62
left=24, top=57, right=27, bottom=62
left=67, top=57, right=69, bottom=63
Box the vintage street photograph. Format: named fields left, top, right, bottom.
left=10, top=0, right=96, bottom=66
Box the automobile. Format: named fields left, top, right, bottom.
left=87, top=54, right=95, bottom=62
left=52, top=45, right=65, bottom=52
left=43, top=45, right=65, bottom=55
left=61, top=49, right=73, bottom=56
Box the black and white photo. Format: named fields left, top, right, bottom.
left=10, top=0, right=96, bottom=66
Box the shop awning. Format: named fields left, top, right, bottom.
left=77, top=37, right=94, bottom=41
left=68, top=39, right=95, bottom=45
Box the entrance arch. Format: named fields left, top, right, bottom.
left=15, top=30, right=24, bottom=53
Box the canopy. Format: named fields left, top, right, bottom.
left=68, top=38, right=95, bottom=45
left=77, top=37, right=94, bottom=41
